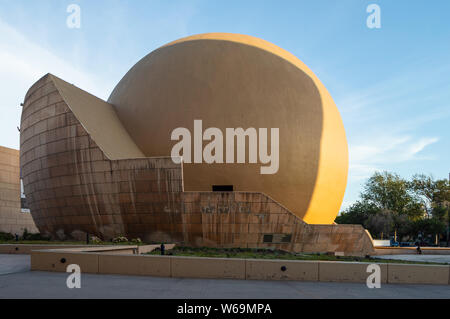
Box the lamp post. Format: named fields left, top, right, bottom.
left=447, top=201, right=449, bottom=247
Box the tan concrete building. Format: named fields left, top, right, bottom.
left=0, top=146, right=38, bottom=235
left=19, top=33, right=374, bottom=255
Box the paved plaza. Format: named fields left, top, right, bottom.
left=374, top=255, right=450, bottom=264
left=0, top=254, right=448, bottom=299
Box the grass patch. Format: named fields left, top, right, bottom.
left=146, top=246, right=447, bottom=265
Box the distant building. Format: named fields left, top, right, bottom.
left=0, top=146, right=38, bottom=234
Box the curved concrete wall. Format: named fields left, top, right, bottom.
left=20, top=74, right=182, bottom=239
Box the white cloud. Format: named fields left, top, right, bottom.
left=348, top=135, right=438, bottom=182
left=335, top=58, right=448, bottom=211
left=0, top=18, right=114, bottom=149
left=408, top=137, right=439, bottom=157
left=0, top=19, right=111, bottom=98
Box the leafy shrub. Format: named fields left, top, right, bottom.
left=112, top=236, right=128, bottom=243
left=90, top=236, right=102, bottom=244
left=131, top=238, right=142, bottom=244
left=25, top=233, right=50, bottom=241
left=0, top=232, right=14, bottom=241
left=22, top=229, right=50, bottom=241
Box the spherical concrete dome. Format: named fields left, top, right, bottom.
left=108, top=33, right=348, bottom=224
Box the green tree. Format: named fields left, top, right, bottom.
left=409, top=218, right=446, bottom=243
left=364, top=211, right=392, bottom=239
left=409, top=174, right=450, bottom=244
left=336, top=171, right=449, bottom=243
left=409, top=174, right=449, bottom=219
left=335, top=201, right=380, bottom=225
left=361, top=171, right=417, bottom=215
left=361, top=171, right=424, bottom=239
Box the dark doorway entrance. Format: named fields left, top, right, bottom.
left=212, top=185, right=234, bottom=192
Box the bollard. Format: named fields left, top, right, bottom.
left=160, top=243, right=165, bottom=255
left=86, top=232, right=89, bottom=245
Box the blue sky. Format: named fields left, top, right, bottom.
left=1, top=0, right=449, bottom=210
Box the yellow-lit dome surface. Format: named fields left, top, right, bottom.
left=108, top=33, right=348, bottom=224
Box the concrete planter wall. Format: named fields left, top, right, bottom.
left=30, top=248, right=450, bottom=285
